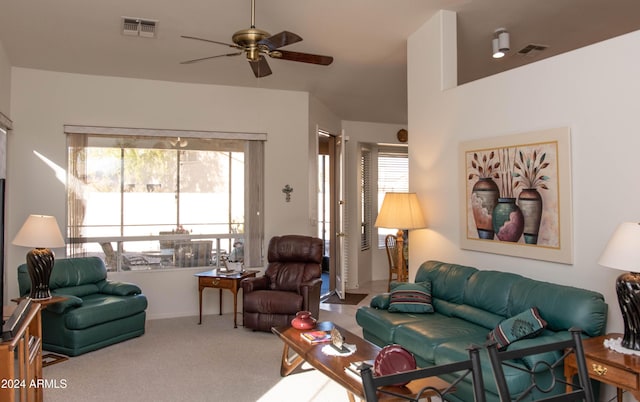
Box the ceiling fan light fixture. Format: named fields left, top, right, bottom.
left=492, top=28, right=509, bottom=59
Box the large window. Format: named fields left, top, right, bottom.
left=65, top=126, right=264, bottom=271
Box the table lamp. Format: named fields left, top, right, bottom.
left=375, top=192, right=427, bottom=282
left=12, top=214, right=65, bottom=300
left=598, top=222, right=640, bottom=350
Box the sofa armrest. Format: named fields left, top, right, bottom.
left=99, top=281, right=142, bottom=296
left=370, top=293, right=391, bottom=309
left=47, top=294, right=83, bottom=314
left=300, top=278, right=322, bottom=319
left=241, top=276, right=269, bottom=293
left=300, top=278, right=322, bottom=292
left=505, top=331, right=571, bottom=371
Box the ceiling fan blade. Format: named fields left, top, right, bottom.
left=180, top=52, right=243, bottom=64
left=249, top=56, right=272, bottom=78
left=181, top=35, right=241, bottom=49
left=259, top=31, right=303, bottom=50
left=271, top=50, right=333, bottom=66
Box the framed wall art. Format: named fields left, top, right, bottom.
left=459, top=127, right=573, bottom=264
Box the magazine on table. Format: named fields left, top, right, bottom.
left=300, top=330, right=332, bottom=344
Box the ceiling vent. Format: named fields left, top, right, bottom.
left=517, top=44, right=548, bottom=58
left=122, top=17, right=158, bottom=38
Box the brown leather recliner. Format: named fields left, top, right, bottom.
left=241, top=235, right=323, bottom=332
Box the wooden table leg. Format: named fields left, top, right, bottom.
left=231, top=288, right=238, bottom=328
left=218, top=289, right=223, bottom=316
left=198, top=287, right=203, bottom=325
left=280, top=343, right=305, bottom=377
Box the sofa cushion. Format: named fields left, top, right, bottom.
left=63, top=293, right=148, bottom=330
left=487, top=307, right=547, bottom=350
left=394, top=316, right=489, bottom=364
left=508, top=278, right=607, bottom=337
left=388, top=281, right=434, bottom=313
left=414, top=261, right=477, bottom=304
left=355, top=306, right=425, bottom=345
left=49, top=256, right=107, bottom=289
left=17, top=256, right=107, bottom=296
left=53, top=284, right=100, bottom=298
left=463, top=270, right=523, bottom=316
left=451, top=304, right=505, bottom=330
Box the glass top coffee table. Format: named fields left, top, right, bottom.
left=272, top=322, right=452, bottom=401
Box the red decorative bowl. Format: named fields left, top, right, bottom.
left=291, top=311, right=316, bottom=330
left=374, top=344, right=417, bottom=386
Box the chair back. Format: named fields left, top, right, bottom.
left=385, top=234, right=398, bottom=271
left=361, top=345, right=487, bottom=402
left=265, top=235, right=322, bottom=291
left=486, top=328, right=594, bottom=402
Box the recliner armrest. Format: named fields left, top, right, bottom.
left=98, top=281, right=142, bottom=296
left=300, top=277, right=322, bottom=291
left=47, top=294, right=83, bottom=314
left=242, top=276, right=269, bottom=293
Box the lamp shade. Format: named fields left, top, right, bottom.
left=12, top=214, right=65, bottom=248
left=375, top=192, right=426, bottom=230
left=598, top=222, right=640, bottom=272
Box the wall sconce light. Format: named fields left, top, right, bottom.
left=492, top=28, right=510, bottom=59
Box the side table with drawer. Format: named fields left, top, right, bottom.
left=565, top=333, right=640, bottom=402
left=194, top=269, right=258, bottom=328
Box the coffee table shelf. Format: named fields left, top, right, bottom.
left=272, top=322, right=451, bottom=401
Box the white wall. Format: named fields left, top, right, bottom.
left=342, top=120, right=405, bottom=288
left=0, top=40, right=10, bottom=115
left=409, top=10, right=640, bottom=340
left=7, top=68, right=322, bottom=319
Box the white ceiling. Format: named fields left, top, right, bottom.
left=1, top=0, right=639, bottom=124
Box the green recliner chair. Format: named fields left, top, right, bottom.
left=17, top=256, right=148, bottom=356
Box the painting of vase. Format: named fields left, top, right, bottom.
left=460, top=127, right=573, bottom=264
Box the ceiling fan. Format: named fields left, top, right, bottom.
left=180, top=0, right=333, bottom=78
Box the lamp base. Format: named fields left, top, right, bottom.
left=26, top=248, right=55, bottom=301
left=616, top=272, right=640, bottom=350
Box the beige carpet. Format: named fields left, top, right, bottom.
left=42, top=295, right=377, bottom=402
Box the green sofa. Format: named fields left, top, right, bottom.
left=355, top=260, right=608, bottom=402
left=18, top=256, right=148, bottom=356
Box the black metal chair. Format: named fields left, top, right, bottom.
left=360, top=345, right=487, bottom=402
left=486, top=328, right=595, bottom=402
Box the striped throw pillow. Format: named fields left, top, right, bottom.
left=388, top=281, right=434, bottom=313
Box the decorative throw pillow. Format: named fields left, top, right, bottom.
left=487, top=307, right=547, bottom=350
left=388, top=281, right=434, bottom=313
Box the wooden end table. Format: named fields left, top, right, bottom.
left=565, top=333, right=640, bottom=402
left=272, top=322, right=452, bottom=402
left=12, top=296, right=70, bottom=367
left=194, top=269, right=258, bottom=328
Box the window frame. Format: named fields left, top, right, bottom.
left=64, top=125, right=265, bottom=270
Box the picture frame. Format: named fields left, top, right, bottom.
left=459, top=127, right=573, bottom=264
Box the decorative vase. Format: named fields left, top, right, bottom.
left=471, top=178, right=500, bottom=239
left=517, top=188, right=543, bottom=244
left=291, top=311, right=316, bottom=330
left=492, top=197, right=524, bottom=242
